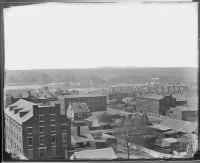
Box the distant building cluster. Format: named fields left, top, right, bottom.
left=4, top=82, right=198, bottom=160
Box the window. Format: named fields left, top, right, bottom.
left=39, top=126, right=45, bottom=133
left=39, top=115, right=45, bottom=122
left=27, top=137, right=33, bottom=146
left=39, top=136, right=45, bottom=145
left=61, top=124, right=68, bottom=131
left=50, top=125, right=56, bottom=132
left=51, top=147, right=56, bottom=156
left=27, top=127, right=32, bottom=134
left=62, top=133, right=67, bottom=143
left=51, top=135, right=56, bottom=145
left=50, top=114, right=56, bottom=121
left=27, top=149, right=33, bottom=159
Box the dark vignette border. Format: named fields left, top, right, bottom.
left=0, top=0, right=200, bottom=162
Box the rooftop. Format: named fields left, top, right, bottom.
left=72, top=147, right=117, bottom=160
left=172, top=95, right=187, bottom=101
left=5, top=99, right=58, bottom=124
left=161, top=118, right=197, bottom=134
left=169, top=106, right=197, bottom=112
left=70, top=102, right=89, bottom=113
left=5, top=99, right=34, bottom=125
left=137, top=94, right=164, bottom=100
left=71, top=126, right=94, bottom=144
left=62, top=94, right=107, bottom=98
left=149, top=123, right=171, bottom=131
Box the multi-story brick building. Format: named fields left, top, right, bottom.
left=136, top=94, right=176, bottom=116
left=58, top=94, right=107, bottom=116
left=4, top=99, right=71, bottom=160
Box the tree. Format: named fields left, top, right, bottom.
left=117, top=113, right=152, bottom=159
left=118, top=117, right=135, bottom=159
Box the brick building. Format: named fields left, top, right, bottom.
left=167, top=106, right=198, bottom=122
left=58, top=94, right=107, bottom=116
left=136, top=94, right=176, bottom=116
left=4, top=99, right=71, bottom=160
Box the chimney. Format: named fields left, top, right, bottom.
left=77, top=126, right=81, bottom=137
left=32, top=104, right=38, bottom=116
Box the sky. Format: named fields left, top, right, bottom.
left=4, top=2, right=198, bottom=70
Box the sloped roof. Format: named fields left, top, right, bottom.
left=161, top=118, right=197, bottom=134
left=71, top=103, right=89, bottom=113
left=85, top=114, right=108, bottom=127
left=73, top=147, right=117, bottom=160
left=71, top=126, right=94, bottom=144
left=149, top=123, right=171, bottom=131
left=5, top=99, right=34, bottom=125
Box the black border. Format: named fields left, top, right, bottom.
left=1, top=0, right=200, bottom=161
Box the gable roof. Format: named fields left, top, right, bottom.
left=71, top=103, right=89, bottom=113
left=73, top=147, right=117, bottom=160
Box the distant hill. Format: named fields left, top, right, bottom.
left=5, top=67, right=198, bottom=87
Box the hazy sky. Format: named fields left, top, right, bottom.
left=4, top=2, right=198, bottom=70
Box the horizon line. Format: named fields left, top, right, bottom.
left=5, top=66, right=198, bottom=71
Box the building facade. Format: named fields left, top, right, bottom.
left=167, top=106, right=198, bottom=122
left=5, top=99, right=71, bottom=160
left=67, top=103, right=90, bottom=121
left=58, top=94, right=107, bottom=116
left=136, top=94, right=176, bottom=116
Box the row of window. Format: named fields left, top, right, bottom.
left=183, top=111, right=197, bottom=116
left=27, top=124, right=68, bottom=134
left=27, top=133, right=68, bottom=146
left=6, top=141, right=22, bottom=153
left=6, top=127, right=22, bottom=142
left=5, top=116, right=21, bottom=132
left=27, top=147, right=57, bottom=159
left=39, top=114, right=56, bottom=122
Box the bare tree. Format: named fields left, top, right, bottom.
left=117, top=113, right=152, bottom=159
